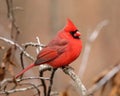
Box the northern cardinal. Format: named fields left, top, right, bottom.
left=15, top=19, right=82, bottom=78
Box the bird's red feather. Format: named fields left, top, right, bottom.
left=15, top=18, right=82, bottom=78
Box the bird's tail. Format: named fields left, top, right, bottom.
left=15, top=63, right=35, bottom=79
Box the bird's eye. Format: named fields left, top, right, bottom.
left=70, top=30, right=80, bottom=39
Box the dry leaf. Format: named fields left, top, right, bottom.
left=2, top=47, right=16, bottom=77
left=109, top=72, right=120, bottom=96
left=59, top=91, right=69, bottom=96
left=0, top=64, right=5, bottom=81
left=2, top=47, right=12, bottom=63
left=91, top=63, right=120, bottom=96
left=0, top=46, right=5, bottom=50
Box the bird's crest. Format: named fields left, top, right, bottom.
left=64, top=18, right=77, bottom=32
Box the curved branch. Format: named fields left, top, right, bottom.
left=0, top=84, right=41, bottom=95
left=62, top=66, right=88, bottom=96
left=0, top=36, right=35, bottom=61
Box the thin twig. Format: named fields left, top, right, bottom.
left=17, top=76, right=50, bottom=81
left=47, top=68, right=57, bottom=96
left=19, top=40, right=45, bottom=77
left=0, top=84, right=41, bottom=95
left=19, top=44, right=32, bottom=78
left=39, top=70, right=47, bottom=96
left=0, top=77, right=49, bottom=88
left=22, top=42, right=45, bottom=48
left=0, top=76, right=50, bottom=95
left=78, top=20, right=109, bottom=78
left=36, top=37, right=43, bottom=54
left=6, top=0, right=11, bottom=19
left=13, top=6, right=23, bottom=11
left=20, top=47, right=25, bottom=72
left=39, top=65, right=53, bottom=96
left=19, top=83, right=41, bottom=96
left=0, top=36, right=35, bottom=61
left=50, top=91, right=59, bottom=96
left=6, top=0, right=21, bottom=40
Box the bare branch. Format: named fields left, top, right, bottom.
left=62, top=66, right=87, bottom=96
left=22, top=42, right=45, bottom=48
left=39, top=65, right=53, bottom=72
left=0, top=84, right=41, bottom=95
left=88, top=20, right=108, bottom=42
left=19, top=40, right=45, bottom=75
left=39, top=71, right=47, bottom=96
left=0, top=36, right=35, bottom=61
left=19, top=83, right=41, bottom=96
left=0, top=76, right=51, bottom=95
left=17, top=76, right=50, bottom=81
left=6, top=0, right=21, bottom=40
left=50, top=91, right=59, bottom=96
left=36, top=37, right=43, bottom=54
left=47, top=68, right=57, bottom=96
left=78, top=20, right=109, bottom=78
left=39, top=65, right=53, bottom=96
left=88, top=64, right=120, bottom=95
left=0, top=77, right=49, bottom=87
left=13, top=6, right=24, bottom=11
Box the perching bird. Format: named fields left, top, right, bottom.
left=15, top=18, right=82, bottom=78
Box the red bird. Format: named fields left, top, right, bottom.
left=15, top=19, right=82, bottom=78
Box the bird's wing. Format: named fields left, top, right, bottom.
left=34, top=39, right=68, bottom=65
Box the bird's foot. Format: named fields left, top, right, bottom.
left=61, top=66, right=74, bottom=71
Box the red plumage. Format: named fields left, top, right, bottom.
left=15, top=18, right=82, bottom=78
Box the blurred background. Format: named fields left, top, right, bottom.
left=0, top=0, right=120, bottom=96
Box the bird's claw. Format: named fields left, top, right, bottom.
left=61, top=66, right=74, bottom=71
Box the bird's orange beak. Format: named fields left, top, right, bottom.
left=74, top=31, right=81, bottom=37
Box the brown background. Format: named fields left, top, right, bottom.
left=0, top=0, right=120, bottom=96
